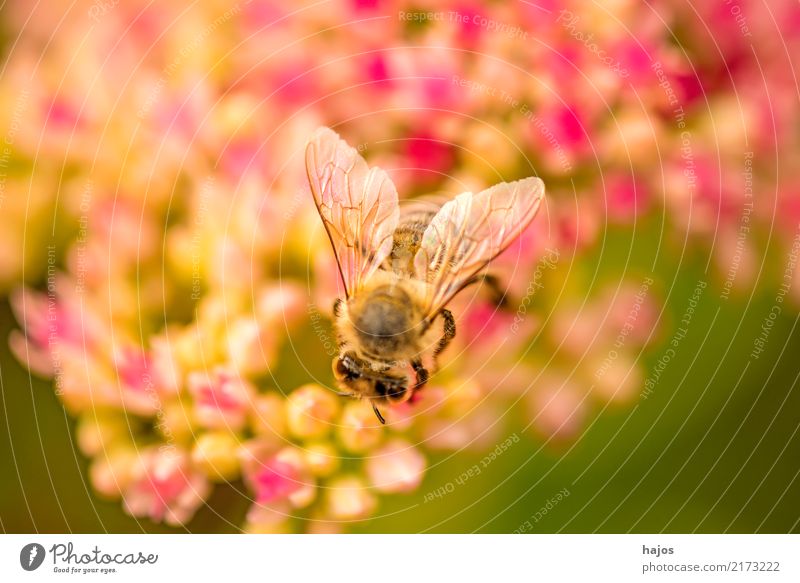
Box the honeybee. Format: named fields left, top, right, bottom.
left=306, top=127, right=545, bottom=423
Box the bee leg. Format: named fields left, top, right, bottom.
left=411, top=359, right=429, bottom=390
left=464, top=273, right=508, bottom=308
left=484, top=274, right=509, bottom=308
left=432, top=308, right=456, bottom=370
left=333, top=298, right=343, bottom=317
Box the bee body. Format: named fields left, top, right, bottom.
left=333, top=270, right=440, bottom=406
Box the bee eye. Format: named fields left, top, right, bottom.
left=333, top=357, right=359, bottom=381
left=385, top=382, right=406, bottom=403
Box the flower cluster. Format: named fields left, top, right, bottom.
left=2, top=0, right=798, bottom=531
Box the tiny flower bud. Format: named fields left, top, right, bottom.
left=245, top=498, right=291, bottom=531
left=257, top=283, right=307, bottom=328
left=191, top=431, right=242, bottom=481
left=150, top=334, right=182, bottom=395
left=463, top=122, right=518, bottom=177
left=591, top=352, right=643, bottom=404
left=286, top=383, right=339, bottom=439
left=528, top=375, right=588, bottom=440
left=325, top=475, right=376, bottom=521
left=242, top=443, right=316, bottom=509
left=157, top=399, right=195, bottom=444
left=307, top=516, right=343, bottom=534
left=303, top=441, right=340, bottom=477
left=76, top=413, right=129, bottom=457
left=245, top=520, right=294, bottom=534
left=249, top=392, right=287, bottom=439
left=188, top=367, right=254, bottom=430
left=226, top=317, right=276, bottom=376
left=172, top=327, right=206, bottom=371
left=366, top=439, right=426, bottom=494
left=89, top=446, right=138, bottom=499
left=442, top=377, right=483, bottom=417
left=337, top=400, right=383, bottom=453
left=273, top=447, right=317, bottom=509
left=122, top=447, right=210, bottom=526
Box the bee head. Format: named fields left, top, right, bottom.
left=332, top=354, right=409, bottom=405
left=374, top=377, right=408, bottom=404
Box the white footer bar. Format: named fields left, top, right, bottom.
left=1, top=534, right=796, bottom=582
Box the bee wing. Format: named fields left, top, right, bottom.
left=413, top=177, right=545, bottom=318
left=306, top=127, right=399, bottom=298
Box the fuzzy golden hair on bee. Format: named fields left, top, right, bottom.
left=305, top=127, right=545, bottom=423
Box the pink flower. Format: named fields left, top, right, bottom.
left=73, top=199, right=158, bottom=282
left=454, top=299, right=540, bottom=370
left=241, top=0, right=288, bottom=30
left=366, top=439, right=426, bottom=494
left=403, top=131, right=455, bottom=184
left=422, top=406, right=504, bottom=451
left=324, top=475, right=376, bottom=520
left=149, top=334, right=183, bottom=395
left=611, top=38, right=655, bottom=85
left=533, top=102, right=592, bottom=161
left=242, top=444, right=316, bottom=524
left=351, top=0, right=380, bottom=11
left=9, top=283, right=102, bottom=377
left=226, top=318, right=278, bottom=377
left=123, top=448, right=210, bottom=526
left=777, top=193, right=800, bottom=238
left=257, top=282, right=308, bottom=329
left=450, top=2, right=486, bottom=47
left=549, top=299, right=601, bottom=356
left=270, top=61, right=319, bottom=107
left=220, top=137, right=265, bottom=180
left=467, top=299, right=526, bottom=338
left=362, top=53, right=394, bottom=92
left=544, top=195, right=601, bottom=253
left=44, top=97, right=82, bottom=130
left=601, top=283, right=660, bottom=347
left=603, top=173, right=651, bottom=223
left=591, top=352, right=644, bottom=404
left=528, top=374, right=589, bottom=440
left=492, top=216, right=560, bottom=300
left=252, top=458, right=303, bottom=505
left=113, top=346, right=159, bottom=415
left=187, top=367, right=254, bottom=430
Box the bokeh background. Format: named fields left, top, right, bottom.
left=1, top=0, right=799, bottom=533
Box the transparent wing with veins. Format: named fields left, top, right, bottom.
left=413, top=177, right=545, bottom=319
left=305, top=127, right=399, bottom=298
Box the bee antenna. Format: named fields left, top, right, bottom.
left=371, top=403, right=386, bottom=425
